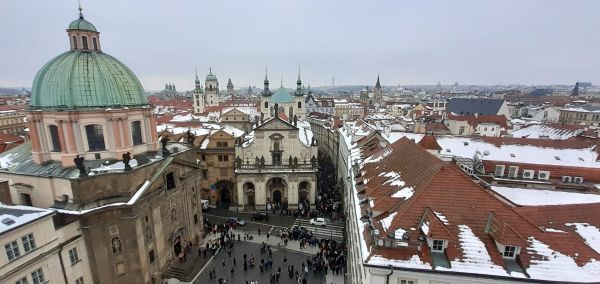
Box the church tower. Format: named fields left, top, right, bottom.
left=193, top=70, right=205, bottom=114
left=204, top=68, right=219, bottom=107
left=374, top=75, right=383, bottom=107
left=28, top=6, right=159, bottom=167
left=227, top=78, right=234, bottom=96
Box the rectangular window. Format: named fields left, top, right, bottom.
left=272, top=153, right=282, bottom=165
left=85, top=124, right=106, bottom=151
left=31, top=269, right=45, bottom=284
left=92, top=37, right=98, bottom=50
left=223, top=155, right=229, bottom=161
left=5, top=240, right=20, bottom=261
left=21, top=234, right=36, bottom=253
left=399, top=280, right=415, bottom=284
left=218, top=155, right=223, bottom=161
left=166, top=172, right=175, bottom=190
left=21, top=193, right=33, bottom=206
left=149, top=249, right=155, bottom=263
left=48, top=125, right=61, bottom=152
left=458, top=126, right=465, bottom=135
left=202, top=170, right=208, bottom=179
left=69, top=247, right=80, bottom=265
left=16, top=277, right=28, bottom=284
left=216, top=141, right=228, bottom=147
left=76, top=277, right=84, bottom=284
left=201, top=154, right=206, bottom=161
left=131, top=121, right=143, bottom=146
left=432, top=239, right=444, bottom=252
left=503, top=245, right=517, bottom=258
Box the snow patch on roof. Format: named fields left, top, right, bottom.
left=440, top=225, right=508, bottom=276
left=566, top=223, right=600, bottom=254
left=391, top=187, right=414, bottom=200
left=526, top=237, right=600, bottom=282
left=491, top=186, right=600, bottom=206
left=380, top=212, right=397, bottom=232
left=434, top=211, right=449, bottom=225
left=364, top=147, right=393, bottom=164
left=368, top=255, right=432, bottom=269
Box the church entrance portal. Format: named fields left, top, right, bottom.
left=215, top=180, right=234, bottom=208
left=273, top=190, right=282, bottom=204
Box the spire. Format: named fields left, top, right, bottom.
left=78, top=0, right=84, bottom=19
left=375, top=74, right=381, bottom=89
left=280, top=74, right=283, bottom=87
left=263, top=65, right=270, bottom=95
left=209, top=67, right=213, bottom=75
left=195, top=68, right=199, bottom=81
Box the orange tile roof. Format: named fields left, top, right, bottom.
left=358, top=137, right=600, bottom=275
left=417, top=135, right=442, bottom=150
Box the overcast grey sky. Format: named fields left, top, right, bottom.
left=1, top=0, right=598, bottom=90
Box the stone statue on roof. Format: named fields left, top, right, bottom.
left=122, top=152, right=132, bottom=171
left=160, top=136, right=169, bottom=156
left=74, top=154, right=88, bottom=177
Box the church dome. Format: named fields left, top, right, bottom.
left=205, top=68, right=218, bottom=82
left=68, top=17, right=97, bottom=32
left=31, top=51, right=147, bottom=109
left=271, top=86, right=294, bottom=103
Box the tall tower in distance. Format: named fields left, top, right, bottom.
left=204, top=67, right=219, bottom=107
left=193, top=69, right=205, bottom=114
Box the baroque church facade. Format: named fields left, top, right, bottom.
left=234, top=108, right=318, bottom=212
left=359, top=75, right=384, bottom=108
left=259, top=71, right=308, bottom=121
left=0, top=9, right=204, bottom=283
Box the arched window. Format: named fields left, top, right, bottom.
left=92, top=37, right=98, bottom=50
left=298, top=101, right=302, bottom=109
left=264, top=101, right=268, bottom=109
left=131, top=121, right=143, bottom=146
left=72, top=36, right=78, bottom=49
left=85, top=124, right=105, bottom=151
left=81, top=36, right=88, bottom=50
left=48, top=125, right=61, bottom=152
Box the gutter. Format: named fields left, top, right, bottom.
left=385, top=265, right=394, bottom=284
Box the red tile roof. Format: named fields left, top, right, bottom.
left=357, top=137, right=600, bottom=276
left=417, top=135, right=442, bottom=150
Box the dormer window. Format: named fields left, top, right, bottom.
left=430, top=239, right=446, bottom=252
left=502, top=245, right=518, bottom=259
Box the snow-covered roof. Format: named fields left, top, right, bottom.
left=490, top=186, right=600, bottom=206
left=0, top=204, right=54, bottom=235
left=385, top=132, right=600, bottom=168
left=511, top=124, right=580, bottom=140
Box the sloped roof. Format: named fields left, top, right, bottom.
left=446, top=114, right=509, bottom=129
left=417, top=135, right=442, bottom=151
left=447, top=98, right=505, bottom=116
left=357, top=137, right=600, bottom=281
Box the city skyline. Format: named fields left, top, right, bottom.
left=1, top=0, right=599, bottom=90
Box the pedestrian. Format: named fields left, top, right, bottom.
left=244, top=261, right=248, bottom=271
left=233, top=258, right=236, bottom=266
left=231, top=266, right=234, bottom=275
left=304, top=265, right=308, bottom=275
left=267, top=233, right=270, bottom=241
left=284, top=255, right=287, bottom=264
left=238, top=234, right=241, bottom=242
left=258, top=228, right=261, bottom=236
left=222, top=260, right=226, bottom=270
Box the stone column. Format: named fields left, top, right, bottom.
left=64, top=120, right=76, bottom=153
left=28, top=119, right=41, bottom=152
left=121, top=118, right=131, bottom=148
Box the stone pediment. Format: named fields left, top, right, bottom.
left=255, top=117, right=297, bottom=131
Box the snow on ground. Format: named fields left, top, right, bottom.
left=439, top=225, right=508, bottom=276
left=565, top=223, right=600, bottom=254
left=526, top=237, right=600, bottom=282
left=491, top=186, right=600, bottom=206
left=434, top=211, right=449, bottom=225
left=368, top=254, right=432, bottom=269
left=380, top=212, right=397, bottom=232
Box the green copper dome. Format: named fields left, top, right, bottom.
left=271, top=86, right=294, bottom=103
left=68, top=17, right=97, bottom=32
left=31, top=51, right=148, bottom=109
left=205, top=68, right=217, bottom=82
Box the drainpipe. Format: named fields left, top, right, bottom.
left=385, top=265, right=394, bottom=284
left=58, top=243, right=69, bottom=284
